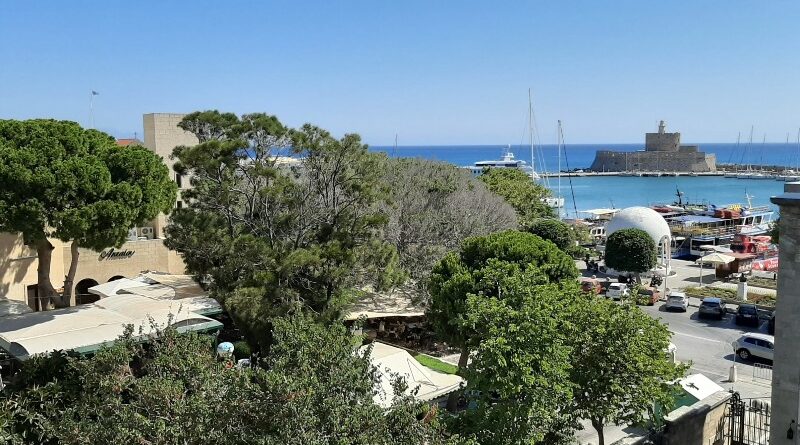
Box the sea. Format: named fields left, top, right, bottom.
left=369, top=143, right=799, bottom=216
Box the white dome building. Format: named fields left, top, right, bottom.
left=605, top=206, right=672, bottom=273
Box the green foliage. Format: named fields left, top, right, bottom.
left=0, top=119, right=177, bottom=306
left=454, top=276, right=578, bottom=444
left=381, top=158, right=517, bottom=281
left=478, top=168, right=556, bottom=226
left=604, top=228, right=657, bottom=274
left=232, top=340, right=252, bottom=360
left=0, top=317, right=463, bottom=445
left=165, top=111, right=403, bottom=344
left=567, top=298, right=687, bottom=443
left=428, top=230, right=578, bottom=350
left=528, top=218, right=574, bottom=251
left=413, top=353, right=459, bottom=375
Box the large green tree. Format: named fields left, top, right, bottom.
left=381, top=158, right=516, bottom=281
left=568, top=298, right=686, bottom=445
left=427, top=230, right=578, bottom=410
left=527, top=218, right=575, bottom=251
left=452, top=268, right=578, bottom=444
left=0, top=119, right=177, bottom=308
left=165, top=111, right=402, bottom=345
left=0, top=316, right=465, bottom=445
left=478, top=168, right=555, bottom=226
left=604, top=228, right=657, bottom=281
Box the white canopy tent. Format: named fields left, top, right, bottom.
left=0, top=294, right=222, bottom=360
left=88, top=273, right=221, bottom=316
left=360, top=342, right=463, bottom=408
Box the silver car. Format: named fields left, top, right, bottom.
left=732, top=333, right=775, bottom=362
left=665, top=292, right=688, bottom=312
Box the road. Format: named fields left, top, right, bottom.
left=639, top=301, right=772, bottom=400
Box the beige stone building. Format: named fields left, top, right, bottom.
left=0, top=113, right=197, bottom=310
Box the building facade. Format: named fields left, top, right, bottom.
left=0, top=113, right=196, bottom=309
left=590, top=121, right=717, bottom=172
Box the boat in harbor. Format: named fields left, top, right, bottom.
left=470, top=145, right=534, bottom=177
left=654, top=192, right=774, bottom=257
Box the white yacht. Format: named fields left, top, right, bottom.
left=471, top=145, right=540, bottom=179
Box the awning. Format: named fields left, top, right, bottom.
left=0, top=294, right=222, bottom=360
left=88, top=273, right=222, bottom=316
left=360, top=342, right=464, bottom=408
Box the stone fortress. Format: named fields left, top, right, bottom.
left=589, top=121, right=716, bottom=172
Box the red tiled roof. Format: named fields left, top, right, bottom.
left=116, top=138, right=142, bottom=147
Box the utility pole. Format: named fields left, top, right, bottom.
left=89, top=90, right=99, bottom=129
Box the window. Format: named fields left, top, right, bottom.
left=744, top=338, right=757, bottom=345
left=176, top=200, right=183, bottom=209
left=757, top=340, right=773, bottom=349
left=175, top=173, right=182, bottom=188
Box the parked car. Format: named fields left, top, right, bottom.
left=580, top=278, right=602, bottom=295
left=735, top=304, right=760, bottom=327
left=637, top=287, right=661, bottom=306
left=768, top=314, right=775, bottom=335
left=698, top=297, right=726, bottom=320
left=664, top=291, right=689, bottom=312
left=606, top=282, right=629, bottom=300
left=732, top=333, right=775, bottom=362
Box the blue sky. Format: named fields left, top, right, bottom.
left=1, top=1, right=799, bottom=145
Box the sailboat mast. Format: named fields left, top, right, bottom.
left=557, top=120, right=562, bottom=210
left=747, top=126, right=754, bottom=172
left=528, top=88, right=535, bottom=179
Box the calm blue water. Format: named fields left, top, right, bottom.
left=370, top=143, right=800, bottom=172
left=369, top=144, right=793, bottom=215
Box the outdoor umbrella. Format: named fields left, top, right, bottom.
left=695, top=253, right=736, bottom=286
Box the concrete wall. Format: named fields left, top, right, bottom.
left=142, top=113, right=198, bottom=237
left=769, top=183, right=800, bottom=444
left=662, top=391, right=731, bottom=445
left=589, top=150, right=717, bottom=172
left=645, top=132, right=681, bottom=152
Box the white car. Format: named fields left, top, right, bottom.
left=732, top=333, right=775, bottom=362
left=606, top=283, right=629, bottom=300
left=664, top=292, right=689, bottom=312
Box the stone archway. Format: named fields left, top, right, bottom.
left=75, top=278, right=100, bottom=305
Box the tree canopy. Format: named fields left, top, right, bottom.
left=478, top=168, right=555, bottom=226
left=427, top=230, right=578, bottom=410
left=165, top=111, right=403, bottom=345
left=0, top=316, right=465, bottom=445
left=527, top=218, right=575, bottom=251
left=381, top=158, right=517, bottom=281
left=0, top=119, right=177, bottom=307
left=604, top=228, right=657, bottom=276
left=568, top=298, right=687, bottom=445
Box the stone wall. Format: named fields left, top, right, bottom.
left=645, top=132, right=681, bottom=151
left=769, top=183, right=800, bottom=444
left=589, top=150, right=716, bottom=172
left=662, top=391, right=730, bottom=445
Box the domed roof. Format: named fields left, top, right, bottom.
left=606, top=206, right=671, bottom=245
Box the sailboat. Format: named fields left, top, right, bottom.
left=781, top=128, right=800, bottom=181
left=542, top=120, right=566, bottom=211
left=750, top=134, right=771, bottom=179
left=724, top=132, right=741, bottom=178
left=738, top=126, right=756, bottom=179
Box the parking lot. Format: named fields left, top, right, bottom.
left=639, top=299, right=772, bottom=400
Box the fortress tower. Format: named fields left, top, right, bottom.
left=645, top=120, right=680, bottom=152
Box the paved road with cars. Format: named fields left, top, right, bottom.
left=639, top=300, right=772, bottom=400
